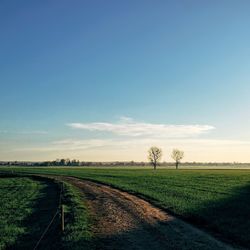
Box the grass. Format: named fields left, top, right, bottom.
left=62, top=182, right=92, bottom=249
left=0, top=167, right=250, bottom=248
left=0, top=176, right=43, bottom=249
left=0, top=173, right=92, bottom=250
left=0, top=175, right=62, bottom=249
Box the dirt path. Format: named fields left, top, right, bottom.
left=60, top=177, right=235, bottom=250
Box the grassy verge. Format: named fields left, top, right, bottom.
left=62, top=182, right=92, bottom=250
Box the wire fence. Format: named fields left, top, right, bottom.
left=33, top=182, right=64, bottom=250
left=33, top=209, right=60, bottom=250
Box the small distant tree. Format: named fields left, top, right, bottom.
left=65, top=158, right=71, bottom=166
left=148, top=146, right=162, bottom=170
left=60, top=159, right=66, bottom=166
left=171, top=149, right=184, bottom=169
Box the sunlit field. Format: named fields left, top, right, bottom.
left=0, top=167, right=249, bottom=248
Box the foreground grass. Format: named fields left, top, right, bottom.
left=0, top=175, right=62, bottom=249
left=62, top=182, right=92, bottom=249
left=1, top=167, right=250, bottom=248
left=0, top=176, right=44, bottom=249
left=0, top=174, right=92, bottom=250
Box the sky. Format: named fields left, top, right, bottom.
left=1, top=0, right=250, bottom=162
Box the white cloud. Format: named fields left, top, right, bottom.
left=67, top=117, right=215, bottom=138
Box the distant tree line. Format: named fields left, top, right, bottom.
left=0, top=160, right=249, bottom=167
left=0, top=159, right=148, bottom=167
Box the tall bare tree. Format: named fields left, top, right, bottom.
left=148, top=146, right=162, bottom=170
left=171, top=149, right=184, bottom=169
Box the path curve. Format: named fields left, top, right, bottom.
left=60, top=176, right=235, bottom=250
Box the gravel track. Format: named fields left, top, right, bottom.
left=60, top=177, right=235, bottom=250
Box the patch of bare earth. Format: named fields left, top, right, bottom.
left=60, top=177, right=235, bottom=250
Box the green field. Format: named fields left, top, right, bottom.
left=0, top=167, right=250, bottom=248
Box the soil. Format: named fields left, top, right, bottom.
left=60, top=176, right=236, bottom=250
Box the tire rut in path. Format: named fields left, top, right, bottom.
left=61, top=177, right=235, bottom=250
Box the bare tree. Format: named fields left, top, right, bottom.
left=171, top=149, right=184, bottom=169
left=148, top=146, right=162, bottom=170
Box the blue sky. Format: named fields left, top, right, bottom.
left=1, top=1, right=250, bottom=161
